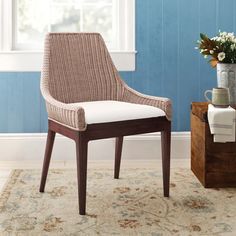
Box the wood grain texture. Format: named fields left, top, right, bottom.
left=191, top=102, right=236, bottom=188
left=161, top=123, right=171, bottom=197
left=114, top=137, right=123, bottom=179
left=191, top=102, right=209, bottom=122
left=191, top=113, right=206, bottom=186
left=39, top=129, right=56, bottom=192
left=192, top=102, right=236, bottom=122
left=75, top=133, right=88, bottom=215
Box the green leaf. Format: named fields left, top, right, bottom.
left=200, top=33, right=208, bottom=41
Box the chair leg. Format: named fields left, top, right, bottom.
left=114, top=136, right=124, bottom=179
left=39, top=129, right=56, bottom=192
left=161, top=123, right=171, bottom=197
left=75, top=133, right=88, bottom=215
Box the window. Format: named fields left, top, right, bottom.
left=0, top=0, right=135, bottom=71
left=14, top=0, right=117, bottom=50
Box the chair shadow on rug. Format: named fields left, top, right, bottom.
left=39, top=33, right=172, bottom=215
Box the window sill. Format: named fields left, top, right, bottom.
left=0, top=51, right=136, bottom=72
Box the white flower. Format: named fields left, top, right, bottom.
left=230, top=44, right=236, bottom=51
left=218, top=52, right=226, bottom=61
left=210, top=50, right=214, bottom=54
left=204, top=55, right=208, bottom=59
left=221, top=32, right=227, bottom=36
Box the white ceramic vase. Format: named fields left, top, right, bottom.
left=217, top=63, right=236, bottom=104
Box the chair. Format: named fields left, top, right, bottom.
left=39, top=33, right=172, bottom=215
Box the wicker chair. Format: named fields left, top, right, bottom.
left=39, top=33, right=172, bottom=215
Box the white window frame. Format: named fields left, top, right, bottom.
left=0, top=0, right=136, bottom=71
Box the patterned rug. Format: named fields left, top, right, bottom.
left=0, top=168, right=236, bottom=236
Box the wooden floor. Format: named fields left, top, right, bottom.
left=0, top=159, right=189, bottom=192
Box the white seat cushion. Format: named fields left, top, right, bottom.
left=71, top=100, right=166, bottom=124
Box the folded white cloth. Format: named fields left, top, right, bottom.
left=208, top=104, right=236, bottom=143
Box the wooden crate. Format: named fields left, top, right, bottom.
left=191, top=102, right=236, bottom=188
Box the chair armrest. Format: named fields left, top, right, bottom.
left=41, top=88, right=86, bottom=131
left=122, top=85, right=172, bottom=120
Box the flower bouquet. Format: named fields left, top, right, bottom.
left=196, top=31, right=236, bottom=104
left=196, top=31, right=236, bottom=67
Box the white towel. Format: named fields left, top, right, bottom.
left=208, top=104, right=236, bottom=143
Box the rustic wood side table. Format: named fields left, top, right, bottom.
left=191, top=102, right=236, bottom=188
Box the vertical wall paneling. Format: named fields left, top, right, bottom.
left=0, top=74, right=9, bottom=132
left=162, top=0, right=178, bottom=131
left=199, top=0, right=217, bottom=102
left=22, top=73, right=41, bottom=132
left=218, top=0, right=234, bottom=32
left=7, top=74, right=24, bottom=132
left=178, top=0, right=200, bottom=130
left=1, top=0, right=236, bottom=132
left=132, top=0, right=149, bottom=93
left=146, top=0, right=163, bottom=97
left=234, top=0, right=236, bottom=34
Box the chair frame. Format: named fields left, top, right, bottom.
left=39, top=117, right=171, bottom=215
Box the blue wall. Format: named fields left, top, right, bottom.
left=0, top=0, right=235, bottom=133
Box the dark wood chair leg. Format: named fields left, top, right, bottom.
left=39, top=129, right=56, bottom=192
left=161, top=122, right=171, bottom=197
left=75, top=133, right=88, bottom=215
left=114, top=136, right=124, bottom=179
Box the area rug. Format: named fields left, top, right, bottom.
left=0, top=168, right=236, bottom=236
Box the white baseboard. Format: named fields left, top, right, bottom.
left=0, top=132, right=190, bottom=161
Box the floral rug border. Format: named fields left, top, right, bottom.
left=0, top=170, right=22, bottom=211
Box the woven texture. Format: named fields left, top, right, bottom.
left=41, top=33, right=172, bottom=130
